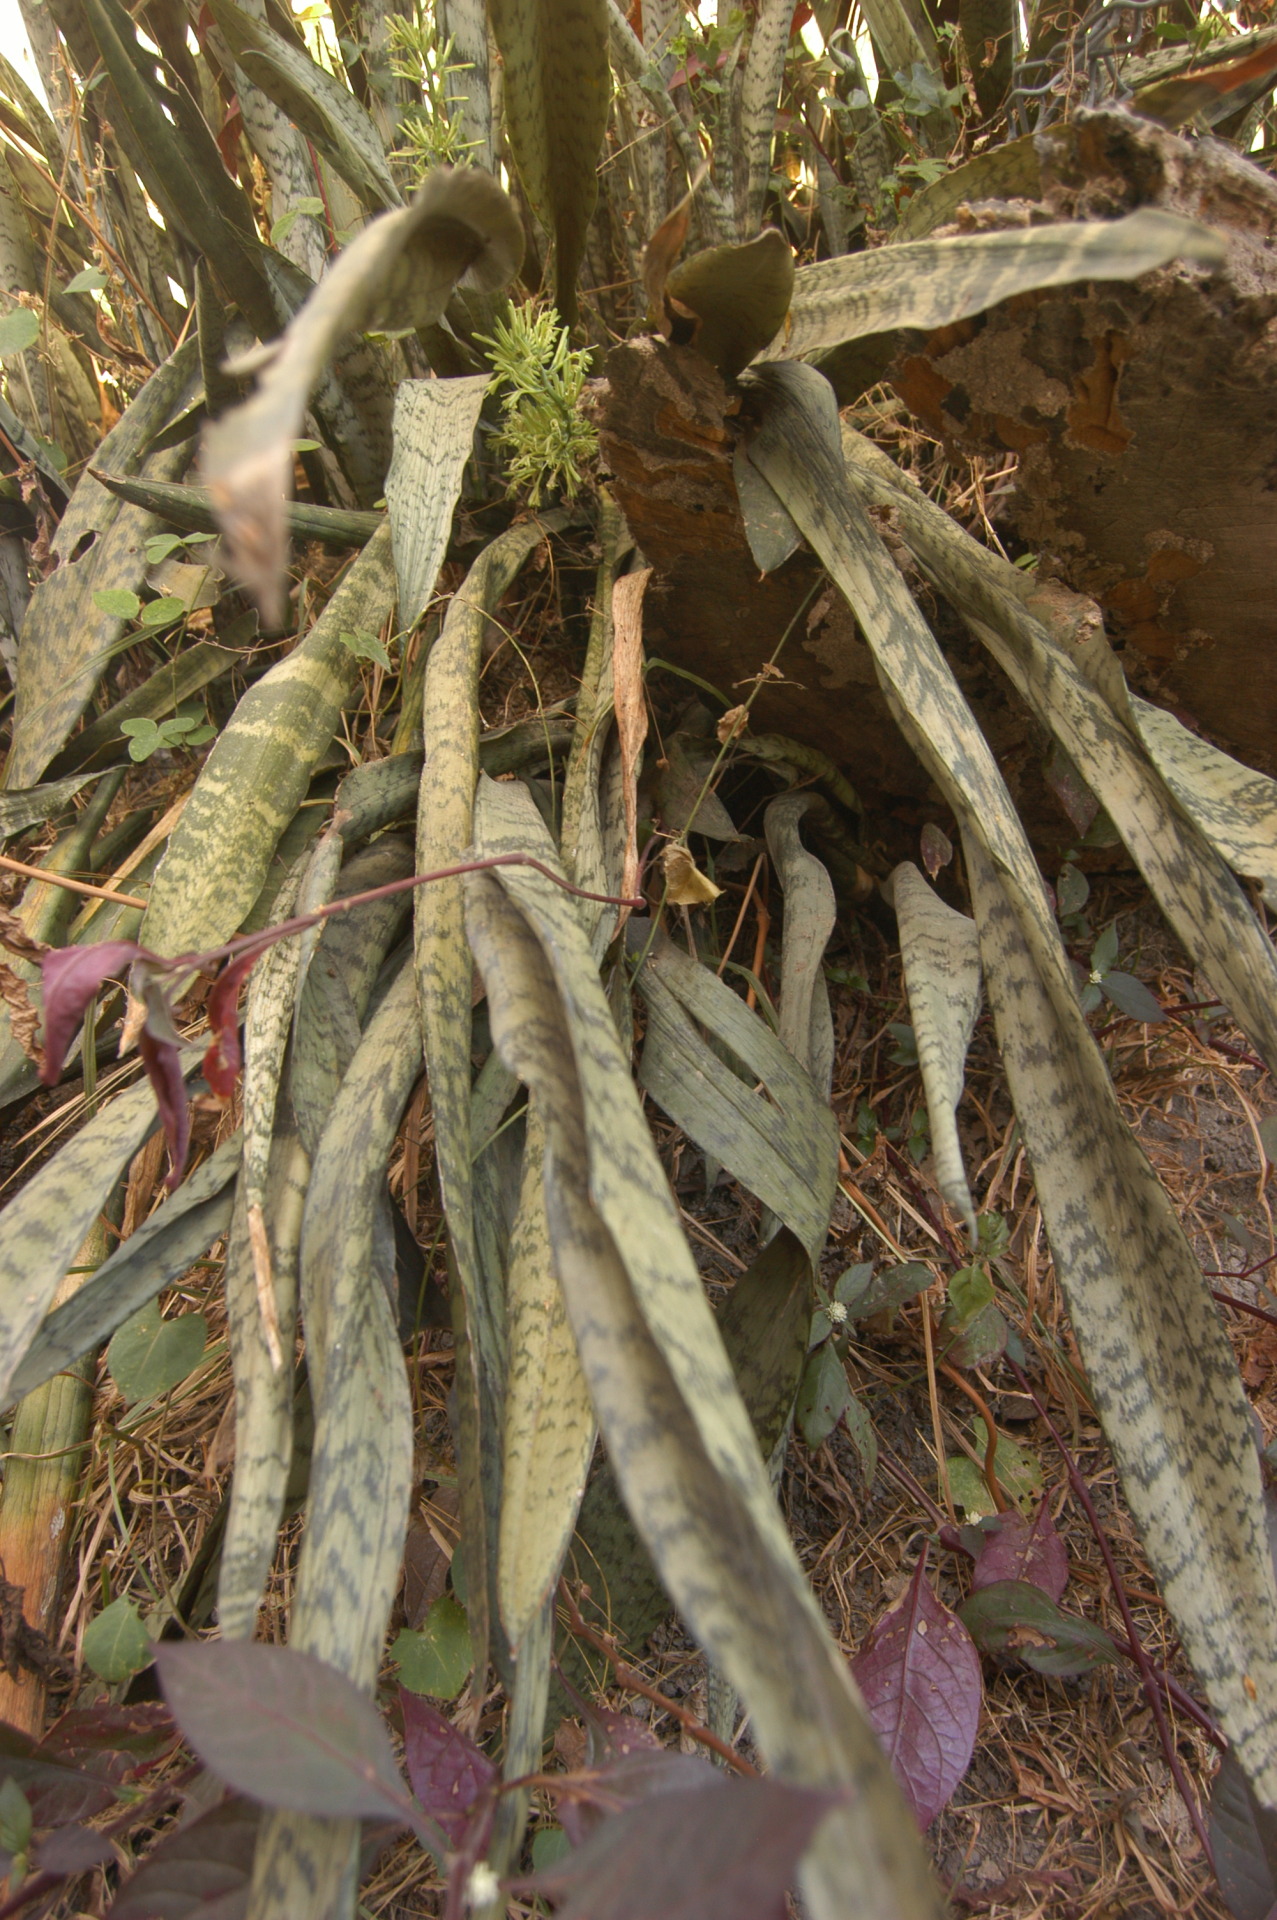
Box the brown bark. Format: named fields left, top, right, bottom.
left=595, top=336, right=936, bottom=805
left=890, top=110, right=1277, bottom=774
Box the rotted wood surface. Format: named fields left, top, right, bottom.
left=595, top=337, right=935, bottom=805
left=889, top=110, right=1277, bottom=774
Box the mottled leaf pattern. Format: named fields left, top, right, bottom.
left=747, top=359, right=1277, bottom=1807
left=386, top=377, right=489, bottom=629
left=762, top=210, right=1224, bottom=364
left=466, top=775, right=940, bottom=1920
left=889, top=862, right=981, bottom=1237
left=140, top=527, right=396, bottom=961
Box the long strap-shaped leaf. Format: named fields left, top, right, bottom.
left=466, top=774, right=940, bottom=1920
left=415, top=513, right=569, bottom=1409
left=5, top=1135, right=240, bottom=1408
left=386, top=376, right=490, bottom=629
left=140, top=526, right=396, bottom=960
left=632, top=929, right=837, bottom=1267
left=249, top=962, right=419, bottom=1920
left=1126, top=697, right=1277, bottom=910
left=840, top=428, right=1277, bottom=1078
left=888, top=862, right=981, bottom=1239
left=746, top=360, right=1277, bottom=1806
left=764, top=793, right=836, bottom=1094
left=499, top=1100, right=595, bottom=1652
left=488, top=0, right=610, bottom=322
left=7, top=339, right=203, bottom=789
left=0, top=1053, right=203, bottom=1406
left=203, top=171, right=522, bottom=620
left=760, top=208, right=1225, bottom=362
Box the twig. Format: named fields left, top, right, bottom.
left=0, top=855, right=148, bottom=910
left=937, top=1360, right=1009, bottom=1513
left=557, top=1581, right=757, bottom=1776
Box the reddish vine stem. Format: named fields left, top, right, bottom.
left=1005, top=1358, right=1217, bottom=1871
left=556, top=1582, right=757, bottom=1777
left=937, top=1360, right=1010, bottom=1513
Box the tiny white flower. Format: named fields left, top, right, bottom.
left=466, top=1862, right=500, bottom=1911
left=1088, top=968, right=1104, bottom=986
left=827, top=1300, right=849, bottom=1326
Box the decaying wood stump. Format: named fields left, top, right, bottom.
left=890, top=110, right=1277, bottom=774
left=596, top=111, right=1277, bottom=827
left=595, top=337, right=936, bottom=805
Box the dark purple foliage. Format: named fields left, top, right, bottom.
left=109, top=1794, right=258, bottom=1919
left=399, top=1691, right=496, bottom=1848
left=849, top=1554, right=982, bottom=1828
left=525, top=1776, right=841, bottom=1920
left=202, top=953, right=258, bottom=1100
left=39, top=941, right=142, bottom=1083
left=139, top=1028, right=191, bottom=1190
left=968, top=1501, right=1069, bottom=1603
left=556, top=1751, right=722, bottom=1848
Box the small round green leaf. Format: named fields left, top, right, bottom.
left=0, top=310, right=39, bottom=358
left=92, top=588, right=141, bottom=620
left=0, top=1778, right=31, bottom=1858
left=107, top=1301, right=207, bottom=1406
left=391, top=1596, right=472, bottom=1700
left=83, top=1597, right=152, bottom=1683
left=139, top=596, right=187, bottom=627
left=63, top=267, right=108, bottom=295
left=339, top=628, right=392, bottom=668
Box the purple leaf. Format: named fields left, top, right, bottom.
left=0, top=1722, right=113, bottom=1827
left=399, top=1691, right=496, bottom=1847
left=968, top=1501, right=1068, bottom=1604
left=1210, top=1746, right=1277, bottom=1920
left=139, top=1030, right=192, bottom=1190
left=39, top=941, right=142, bottom=1083
left=582, top=1707, right=662, bottom=1765
left=37, top=1822, right=115, bottom=1874
left=41, top=1701, right=177, bottom=1779
left=849, top=1555, right=982, bottom=1828
left=524, top=1776, right=841, bottom=1920
left=202, top=953, right=258, bottom=1100
left=555, top=1751, right=721, bottom=1847
left=155, top=1643, right=424, bottom=1836
left=958, top=1580, right=1119, bottom=1677
left=109, top=1794, right=258, bottom=1920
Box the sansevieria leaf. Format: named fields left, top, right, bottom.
left=760, top=208, right=1225, bottom=363
left=487, top=0, right=610, bottom=323
left=744, top=359, right=1277, bottom=1809
left=203, top=170, right=522, bottom=621
left=466, top=774, right=941, bottom=1920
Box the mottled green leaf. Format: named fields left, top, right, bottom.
left=386, top=376, right=489, bottom=627
left=959, top=1580, right=1118, bottom=1677
left=763, top=209, right=1225, bottom=364
left=765, top=793, right=836, bottom=1094
left=139, top=527, right=396, bottom=961
left=205, top=0, right=401, bottom=213
left=632, top=927, right=838, bottom=1266
left=488, top=0, right=609, bottom=322
left=465, top=775, right=939, bottom=1920
left=7, top=338, right=202, bottom=789
left=839, top=426, right=1277, bottom=1079
left=6, top=1136, right=238, bottom=1407
left=0, top=308, right=39, bottom=357
left=0, top=771, right=106, bottom=844
left=500, top=1102, right=595, bottom=1651
left=203, top=172, right=522, bottom=622
left=0, top=1053, right=202, bottom=1406
left=889, top=862, right=981, bottom=1237
left=747, top=359, right=1277, bottom=1804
